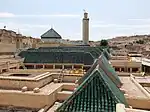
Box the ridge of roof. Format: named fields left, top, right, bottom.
left=97, top=68, right=128, bottom=105
left=77, top=53, right=122, bottom=87
left=77, top=59, right=98, bottom=84
left=98, top=54, right=122, bottom=87
left=102, top=49, right=111, bottom=60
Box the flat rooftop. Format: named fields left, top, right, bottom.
left=0, top=70, right=47, bottom=78
left=133, top=76, right=150, bottom=94
left=0, top=82, right=69, bottom=95
left=0, top=55, right=21, bottom=64
left=0, top=81, right=76, bottom=109
left=120, top=77, right=148, bottom=99
left=0, top=69, right=83, bottom=79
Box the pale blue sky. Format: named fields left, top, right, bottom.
left=0, top=0, right=150, bottom=40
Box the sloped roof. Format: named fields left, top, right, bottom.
left=38, top=47, right=103, bottom=58
left=19, top=51, right=94, bottom=65
left=41, top=28, right=62, bottom=39
left=19, top=47, right=104, bottom=65
left=98, top=54, right=122, bottom=87
left=102, top=49, right=111, bottom=60
left=77, top=59, right=99, bottom=84
left=77, top=53, right=122, bottom=87
left=56, top=67, right=128, bottom=112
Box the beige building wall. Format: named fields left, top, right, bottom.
left=0, top=90, right=59, bottom=109
left=0, top=29, right=39, bottom=51
left=37, top=43, right=60, bottom=48
left=110, top=60, right=142, bottom=73
left=0, top=43, right=16, bottom=52
left=36, top=42, right=76, bottom=48
left=0, top=76, right=53, bottom=90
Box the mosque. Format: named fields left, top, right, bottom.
left=0, top=12, right=149, bottom=112
left=37, top=11, right=90, bottom=47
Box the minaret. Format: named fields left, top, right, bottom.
left=82, top=10, right=89, bottom=45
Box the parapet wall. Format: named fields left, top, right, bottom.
left=0, top=70, right=82, bottom=90
left=126, top=97, right=150, bottom=109
left=0, top=92, right=48, bottom=109
left=52, top=74, right=82, bottom=83
left=0, top=73, right=53, bottom=90
left=110, top=60, right=141, bottom=68
left=0, top=83, right=74, bottom=109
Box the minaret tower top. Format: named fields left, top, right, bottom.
left=83, top=10, right=88, bottom=19
left=82, top=10, right=89, bottom=45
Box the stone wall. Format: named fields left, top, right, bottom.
left=0, top=43, right=16, bottom=53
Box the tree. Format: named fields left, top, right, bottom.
left=100, top=39, right=108, bottom=46
left=136, top=40, right=144, bottom=44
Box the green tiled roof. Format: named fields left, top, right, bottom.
left=98, top=54, right=122, bottom=87
left=19, top=47, right=104, bottom=65
left=97, top=68, right=127, bottom=106
left=19, top=51, right=94, bottom=65
left=41, top=28, right=62, bottom=39
left=78, top=53, right=122, bottom=87
left=102, top=49, right=111, bottom=60
left=38, top=47, right=102, bottom=59
left=77, top=59, right=98, bottom=84
left=56, top=67, right=128, bottom=112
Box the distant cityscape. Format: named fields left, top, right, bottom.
left=0, top=12, right=149, bottom=112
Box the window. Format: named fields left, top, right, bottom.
left=45, top=65, right=53, bottom=69
left=115, top=67, right=120, bottom=71
left=132, top=68, right=139, bottom=72
left=120, top=68, right=124, bottom=72
left=36, top=65, right=43, bottom=69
